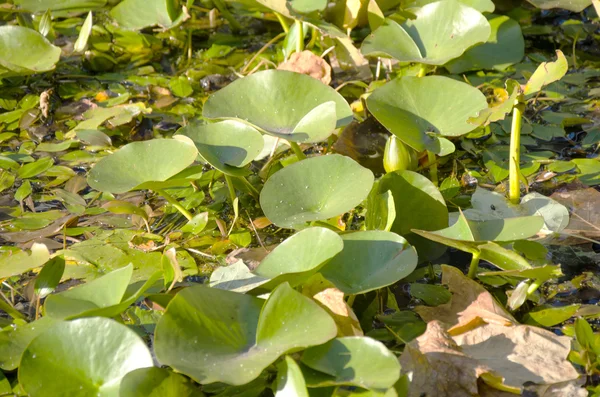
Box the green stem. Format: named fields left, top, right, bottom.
left=239, top=176, right=260, bottom=197
left=527, top=279, right=543, bottom=295
left=346, top=295, right=356, bottom=307
left=224, top=174, right=237, bottom=204
left=427, top=151, right=438, bottom=187
left=417, top=64, right=427, bottom=77
left=467, top=251, right=481, bottom=279
left=156, top=189, right=193, bottom=221
left=509, top=99, right=524, bottom=205
left=289, top=141, right=307, bottom=160
left=211, top=0, right=242, bottom=32
left=274, top=12, right=290, bottom=33
left=295, top=20, right=304, bottom=53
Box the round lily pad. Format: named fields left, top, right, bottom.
left=260, top=154, right=374, bottom=228
left=0, top=26, right=61, bottom=78
left=178, top=120, right=264, bottom=176
left=87, top=137, right=198, bottom=194
left=361, top=0, right=491, bottom=65
left=366, top=76, right=487, bottom=152
left=120, top=367, right=204, bottom=397
left=202, top=70, right=353, bottom=143
left=19, top=317, right=153, bottom=397
left=320, top=231, right=418, bottom=294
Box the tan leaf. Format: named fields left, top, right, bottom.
left=550, top=187, right=600, bottom=242
left=278, top=51, right=332, bottom=85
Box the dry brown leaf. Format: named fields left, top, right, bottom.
left=550, top=187, right=600, bottom=241
left=313, top=287, right=363, bottom=336
left=278, top=51, right=332, bottom=85
left=401, top=265, right=585, bottom=396
left=225, top=245, right=275, bottom=270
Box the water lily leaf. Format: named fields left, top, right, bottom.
left=87, top=137, right=198, bottom=194
left=110, top=0, right=185, bottom=30
left=523, top=50, right=568, bottom=96
left=320, top=231, right=418, bottom=294
left=410, top=284, right=452, bottom=306
left=0, top=316, right=57, bottom=371
left=409, top=266, right=583, bottom=394
left=378, top=170, right=448, bottom=262
left=20, top=317, right=153, bottom=397
left=178, top=121, right=263, bottom=176
left=210, top=260, right=270, bottom=293
left=365, top=183, right=396, bottom=232
left=275, top=356, right=309, bottom=397
left=0, top=243, right=50, bottom=279
left=291, top=0, right=328, bottom=13
left=361, top=0, right=491, bottom=65
left=203, top=70, right=353, bottom=143
left=254, top=227, right=343, bottom=286
left=301, top=337, right=400, bottom=390
left=14, top=0, right=106, bottom=12
left=550, top=187, right=600, bottom=241
left=0, top=26, right=61, bottom=78
left=572, top=158, right=600, bottom=186
left=102, top=200, right=148, bottom=220
left=154, top=282, right=337, bottom=385
left=446, top=15, right=524, bottom=74
left=260, top=154, right=374, bottom=228
left=407, top=0, right=494, bottom=12
left=120, top=367, right=205, bottom=397
left=526, top=0, right=591, bottom=11
left=366, top=76, right=487, bottom=153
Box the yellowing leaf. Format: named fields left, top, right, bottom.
left=523, top=50, right=568, bottom=96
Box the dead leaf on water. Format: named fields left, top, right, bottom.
left=278, top=51, right=332, bottom=85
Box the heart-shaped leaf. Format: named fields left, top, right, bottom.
left=19, top=317, right=153, bottom=397
left=178, top=121, right=263, bottom=176
left=366, top=76, right=487, bottom=152
left=301, top=337, right=400, bottom=390
left=445, top=14, right=524, bottom=74
left=87, top=137, right=198, bottom=194
left=154, top=283, right=337, bottom=385
left=361, top=0, right=491, bottom=65
left=120, top=367, right=204, bottom=397
left=110, top=0, right=185, bottom=30
left=0, top=26, right=61, bottom=78
left=378, top=170, right=448, bottom=262
left=254, top=227, right=343, bottom=286
left=320, top=231, right=418, bottom=294
left=260, top=154, right=374, bottom=228
left=203, top=70, right=353, bottom=142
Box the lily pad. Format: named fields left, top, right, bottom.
left=120, top=367, right=205, bottom=397
left=110, top=0, right=186, bottom=30
left=366, top=76, right=487, bottom=152
left=254, top=227, right=344, bottom=285
left=87, top=136, right=198, bottom=194
left=301, top=337, right=400, bottom=390
left=361, top=0, right=491, bottom=65
left=178, top=121, right=264, bottom=176
left=526, top=0, right=591, bottom=11
left=154, top=282, right=337, bottom=386
left=203, top=70, right=353, bottom=143
left=260, top=154, right=374, bottom=228
left=378, top=170, right=448, bottom=262
left=19, top=317, right=153, bottom=397
left=14, top=0, right=106, bottom=12
left=319, top=231, right=418, bottom=294
left=0, top=26, right=61, bottom=78
left=274, top=356, right=309, bottom=397
left=446, top=14, right=524, bottom=74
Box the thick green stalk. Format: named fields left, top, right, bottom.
left=295, top=20, right=304, bottom=53
left=467, top=251, right=481, bottom=279
left=509, top=98, right=525, bottom=205
left=427, top=151, right=438, bottom=187
left=224, top=174, right=237, bottom=204
left=156, top=189, right=193, bottom=221
left=527, top=279, right=543, bottom=295
left=289, top=141, right=307, bottom=160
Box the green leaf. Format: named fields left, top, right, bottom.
left=17, top=156, right=54, bottom=178
left=203, top=70, right=353, bottom=143
left=254, top=227, right=343, bottom=286
left=409, top=284, right=451, bottom=306
left=290, top=0, right=327, bottom=13
left=0, top=243, right=50, bottom=279
left=110, top=0, right=184, bottom=30
left=155, top=283, right=337, bottom=385
left=469, top=79, right=521, bottom=126
left=120, top=367, right=205, bottom=397
left=526, top=0, right=591, bottom=12
left=407, top=0, right=495, bottom=12
left=19, top=317, right=153, bottom=397
left=102, top=200, right=148, bottom=220
left=320, top=231, right=418, bottom=294
left=573, top=158, right=600, bottom=186
left=178, top=121, right=264, bottom=176
left=366, top=76, right=487, bottom=153
left=574, top=317, right=595, bottom=351
left=14, top=180, right=32, bottom=201
left=0, top=316, right=57, bottom=371
left=181, top=212, right=209, bottom=234
left=169, top=76, right=194, bottom=98
left=73, top=11, right=93, bottom=53
left=301, top=337, right=400, bottom=390
left=523, top=304, right=580, bottom=327
left=210, top=260, right=269, bottom=293
left=446, top=15, right=524, bottom=73
left=34, top=256, right=65, bottom=299
left=379, top=170, right=448, bottom=262
left=260, top=154, right=374, bottom=228
left=87, top=137, right=198, bottom=194
left=523, top=50, right=568, bottom=96
left=365, top=183, right=396, bottom=232
left=478, top=242, right=532, bottom=271
left=14, top=0, right=106, bottom=12
left=0, top=26, right=61, bottom=78
left=275, top=356, right=309, bottom=397
left=361, top=0, right=491, bottom=65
